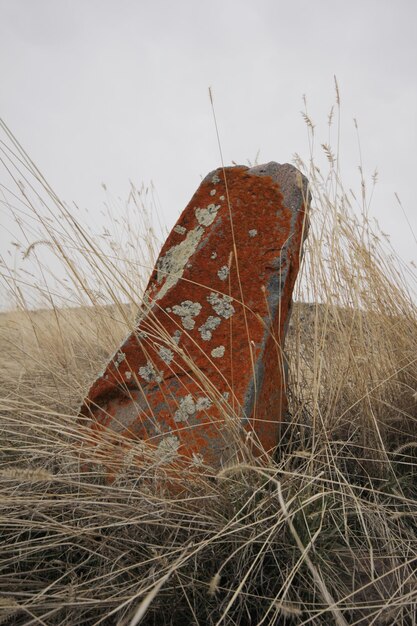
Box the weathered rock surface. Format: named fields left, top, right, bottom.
left=79, top=162, right=310, bottom=471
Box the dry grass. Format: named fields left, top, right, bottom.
left=0, top=92, right=416, bottom=625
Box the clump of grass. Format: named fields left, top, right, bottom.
left=0, top=88, right=416, bottom=625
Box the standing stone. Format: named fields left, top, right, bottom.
left=79, top=163, right=310, bottom=472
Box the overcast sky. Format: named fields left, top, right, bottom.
left=1, top=0, right=416, bottom=307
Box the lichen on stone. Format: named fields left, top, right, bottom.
left=198, top=315, right=221, bottom=341
left=207, top=292, right=235, bottom=319
left=157, top=435, right=180, bottom=462
left=174, top=394, right=212, bottom=422
left=192, top=452, right=204, bottom=466
left=158, top=346, right=174, bottom=364
left=248, top=229, right=258, bottom=238
left=195, top=203, right=220, bottom=227
left=172, top=330, right=182, bottom=345
left=155, top=226, right=204, bottom=301
left=217, top=265, right=229, bottom=281
left=196, top=397, right=212, bottom=411
left=173, top=224, right=187, bottom=235
left=211, top=346, right=225, bottom=358
left=174, top=394, right=196, bottom=422
left=172, top=300, right=202, bottom=330
left=113, top=351, right=126, bottom=368
left=138, top=361, right=163, bottom=383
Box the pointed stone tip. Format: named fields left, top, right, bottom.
left=248, top=162, right=310, bottom=213
left=248, top=161, right=308, bottom=189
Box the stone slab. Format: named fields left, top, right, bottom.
left=79, top=163, right=310, bottom=472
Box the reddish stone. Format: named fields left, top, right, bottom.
left=79, top=163, right=310, bottom=472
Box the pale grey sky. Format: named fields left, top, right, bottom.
left=1, top=0, right=416, bottom=306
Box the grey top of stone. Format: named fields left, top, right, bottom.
left=248, top=162, right=310, bottom=213
left=203, top=162, right=310, bottom=214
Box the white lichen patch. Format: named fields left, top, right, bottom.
left=210, top=189, right=217, bottom=196
left=207, top=292, right=235, bottom=319
left=195, top=204, right=220, bottom=227
left=211, top=345, right=225, bottom=358
left=211, top=173, right=220, bottom=184
left=114, top=351, right=126, bottom=368
left=192, top=452, right=204, bottom=466
left=174, top=394, right=196, bottom=422
left=157, top=435, right=180, bottom=462
left=172, top=300, right=202, bottom=330
left=219, top=195, right=225, bottom=201
left=211, top=251, right=217, bottom=260
left=217, top=265, right=229, bottom=281
left=173, top=224, right=187, bottom=235
left=223, top=391, right=230, bottom=401
left=137, top=330, right=148, bottom=340
left=172, top=330, right=182, bottom=345
left=138, top=361, right=163, bottom=383
left=158, top=346, right=174, bottom=364
left=125, top=371, right=132, bottom=381
left=155, top=225, right=204, bottom=301
left=248, top=229, right=258, bottom=238
left=174, top=394, right=212, bottom=422
left=196, top=397, right=213, bottom=411
left=198, top=315, right=221, bottom=341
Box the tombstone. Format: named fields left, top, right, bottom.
left=79, top=163, right=310, bottom=474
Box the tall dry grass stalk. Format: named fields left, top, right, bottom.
left=0, top=89, right=416, bottom=625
